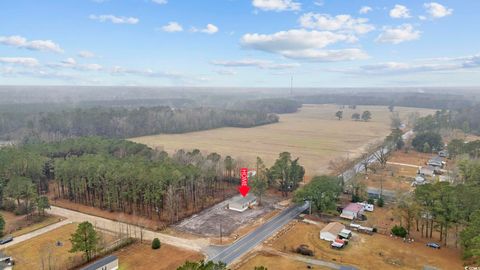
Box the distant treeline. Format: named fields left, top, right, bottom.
left=294, top=92, right=473, bottom=110
left=0, top=106, right=278, bottom=140
left=414, top=109, right=480, bottom=136
left=228, top=98, right=302, bottom=114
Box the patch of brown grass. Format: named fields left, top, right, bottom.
left=235, top=251, right=330, bottom=270
left=131, top=105, right=434, bottom=177
left=1, top=210, right=64, bottom=237
left=4, top=223, right=118, bottom=270
left=115, top=242, right=203, bottom=270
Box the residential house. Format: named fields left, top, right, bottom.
left=81, top=255, right=118, bottom=270
left=427, top=156, right=444, bottom=168
left=228, top=194, right=257, bottom=212
left=320, top=222, right=345, bottom=242
left=340, top=203, right=364, bottom=220
left=418, top=166, right=435, bottom=177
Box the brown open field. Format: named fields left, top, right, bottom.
left=268, top=221, right=462, bottom=270
left=131, top=105, right=434, bottom=178
left=115, top=242, right=203, bottom=270
left=3, top=223, right=118, bottom=270
left=1, top=210, right=64, bottom=237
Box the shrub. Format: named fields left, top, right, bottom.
left=367, top=198, right=374, bottom=205
left=377, top=196, right=384, bottom=207
left=151, top=238, right=161, bottom=249
left=391, top=225, right=407, bottom=238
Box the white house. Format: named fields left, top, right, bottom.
left=340, top=203, right=364, bottom=220
left=228, top=194, right=257, bottom=212
left=320, top=222, right=345, bottom=242
left=81, top=255, right=118, bottom=270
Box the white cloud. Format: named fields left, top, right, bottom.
left=424, top=2, right=453, bottom=18
left=0, top=57, right=39, bottom=66
left=89, top=14, right=139, bottom=24
left=376, top=24, right=420, bottom=44
left=252, top=0, right=301, bottom=12
left=313, top=1, right=324, bottom=7
left=49, top=58, right=103, bottom=71
left=161, top=22, right=183, bottom=32
left=241, top=29, right=367, bottom=61
left=211, top=59, right=299, bottom=70
left=192, top=24, right=219, bottom=34
left=152, top=0, right=167, bottom=4
left=339, top=54, right=480, bottom=75
left=299, top=13, right=375, bottom=34
left=0, top=35, right=63, bottom=53
left=215, top=69, right=237, bottom=76
left=389, top=4, right=411, bottom=18
left=359, top=6, right=373, bottom=14
left=78, top=50, right=96, bottom=58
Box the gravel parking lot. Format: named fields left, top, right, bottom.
left=175, top=194, right=282, bottom=236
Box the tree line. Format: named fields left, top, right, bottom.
left=0, top=137, right=305, bottom=226
left=0, top=106, right=279, bottom=141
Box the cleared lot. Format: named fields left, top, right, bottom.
left=132, top=104, right=434, bottom=177
left=175, top=193, right=282, bottom=237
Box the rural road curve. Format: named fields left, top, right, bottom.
left=208, top=202, right=310, bottom=265
left=46, top=206, right=209, bottom=252
left=0, top=219, right=72, bottom=250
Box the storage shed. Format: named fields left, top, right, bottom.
left=320, top=222, right=345, bottom=242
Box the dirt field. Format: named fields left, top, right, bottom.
left=268, top=221, right=463, bottom=270
left=115, top=242, right=203, bottom=270
left=1, top=211, right=64, bottom=237
left=131, top=105, right=434, bottom=178
left=2, top=223, right=118, bottom=270
left=175, top=192, right=282, bottom=238
left=360, top=163, right=417, bottom=194
left=389, top=150, right=432, bottom=167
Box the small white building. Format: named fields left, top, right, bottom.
left=81, top=255, right=118, bottom=270
left=320, top=222, right=345, bottom=242
left=340, top=203, right=365, bottom=220
left=228, top=194, right=257, bottom=212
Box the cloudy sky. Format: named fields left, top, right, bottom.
left=1, top=0, right=479, bottom=87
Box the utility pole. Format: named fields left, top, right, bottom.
left=220, top=222, right=223, bottom=244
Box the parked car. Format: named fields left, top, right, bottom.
left=426, top=242, right=441, bottom=249
left=0, top=236, right=13, bottom=245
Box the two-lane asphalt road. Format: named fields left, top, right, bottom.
left=209, top=201, right=309, bottom=265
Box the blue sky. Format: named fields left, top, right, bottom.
left=0, top=0, right=479, bottom=87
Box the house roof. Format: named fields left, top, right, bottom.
left=230, top=194, right=256, bottom=206
left=321, top=222, right=345, bottom=235
left=80, top=255, right=118, bottom=270
left=343, top=203, right=364, bottom=213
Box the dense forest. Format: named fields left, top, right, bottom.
left=294, top=92, right=473, bottom=110
left=0, top=106, right=279, bottom=140
left=0, top=137, right=304, bottom=225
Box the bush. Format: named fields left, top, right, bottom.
left=391, top=225, right=407, bottom=237
left=151, top=238, right=161, bottom=249
left=376, top=196, right=384, bottom=207
left=367, top=198, right=374, bottom=205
